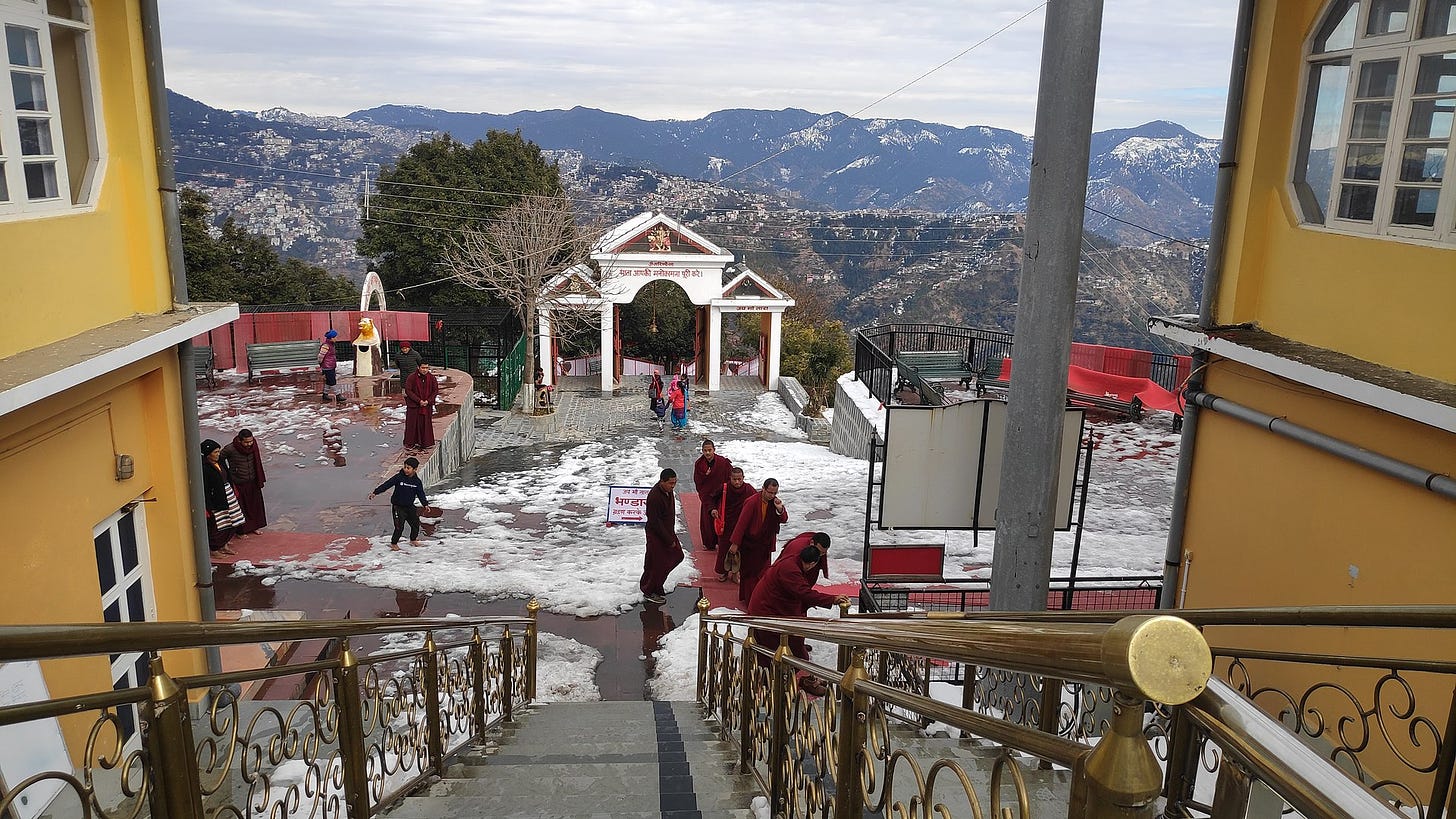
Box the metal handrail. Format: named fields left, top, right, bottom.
left=842, top=604, right=1456, bottom=628
left=0, top=615, right=528, bottom=661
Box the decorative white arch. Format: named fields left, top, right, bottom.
left=539, top=212, right=794, bottom=393
left=360, top=271, right=388, bottom=311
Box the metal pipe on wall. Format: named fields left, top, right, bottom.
left=1186, top=389, right=1456, bottom=501
left=139, top=0, right=223, bottom=675
left=1159, top=0, right=1259, bottom=608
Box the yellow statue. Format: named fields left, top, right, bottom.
left=353, top=317, right=382, bottom=378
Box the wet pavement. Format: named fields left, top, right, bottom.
left=198, top=372, right=794, bottom=700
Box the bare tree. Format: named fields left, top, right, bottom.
left=442, top=194, right=604, bottom=412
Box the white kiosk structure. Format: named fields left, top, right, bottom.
left=540, top=212, right=794, bottom=394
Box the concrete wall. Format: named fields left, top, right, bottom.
left=828, top=379, right=879, bottom=461
left=418, top=370, right=476, bottom=489
left=777, top=377, right=830, bottom=444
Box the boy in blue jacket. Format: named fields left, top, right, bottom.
left=369, top=457, right=428, bottom=549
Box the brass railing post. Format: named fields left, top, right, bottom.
left=768, top=646, right=790, bottom=815
left=143, top=654, right=203, bottom=819
left=960, top=662, right=978, bottom=739
left=1037, top=676, right=1064, bottom=770
left=833, top=648, right=869, bottom=819
left=421, top=632, right=446, bottom=774
left=696, top=597, right=710, bottom=702
left=705, top=624, right=720, bottom=709
left=837, top=599, right=852, bottom=672
left=500, top=625, right=515, bottom=723
left=469, top=628, right=487, bottom=739
left=1208, top=758, right=1254, bottom=819
left=525, top=598, right=540, bottom=703
left=717, top=629, right=733, bottom=739
left=738, top=633, right=756, bottom=773
left=333, top=639, right=371, bottom=819
left=1069, top=692, right=1163, bottom=818
left=1161, top=707, right=1200, bottom=818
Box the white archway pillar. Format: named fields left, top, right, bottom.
left=599, top=303, right=615, bottom=393
left=766, top=310, right=784, bottom=390
left=537, top=311, right=553, bottom=386
left=707, top=306, right=723, bottom=392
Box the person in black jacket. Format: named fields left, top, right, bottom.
left=369, top=457, right=429, bottom=550
left=201, top=439, right=245, bottom=555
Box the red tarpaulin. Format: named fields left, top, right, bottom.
left=995, top=358, right=1183, bottom=415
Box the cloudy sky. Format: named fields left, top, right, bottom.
left=157, top=0, right=1239, bottom=137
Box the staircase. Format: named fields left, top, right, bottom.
left=386, top=701, right=762, bottom=818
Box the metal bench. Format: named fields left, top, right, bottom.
left=194, top=345, right=215, bottom=389
left=975, top=377, right=1144, bottom=419
left=896, top=350, right=974, bottom=389
left=247, top=340, right=324, bottom=382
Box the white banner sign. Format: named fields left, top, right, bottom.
left=606, top=485, right=652, bottom=524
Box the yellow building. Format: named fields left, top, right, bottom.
left=0, top=0, right=234, bottom=755
left=1151, top=0, right=1456, bottom=801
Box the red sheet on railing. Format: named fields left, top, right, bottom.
left=995, top=359, right=1183, bottom=414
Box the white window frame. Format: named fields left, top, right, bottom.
left=93, top=502, right=157, bottom=744
left=1293, top=0, right=1456, bottom=245
left=0, top=0, right=102, bottom=220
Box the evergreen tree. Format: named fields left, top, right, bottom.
left=358, top=132, right=565, bottom=308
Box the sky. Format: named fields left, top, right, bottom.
left=157, top=0, right=1239, bottom=138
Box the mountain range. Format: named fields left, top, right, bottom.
left=167, top=91, right=1208, bottom=349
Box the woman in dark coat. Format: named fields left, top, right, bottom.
left=201, top=439, right=245, bottom=555
left=221, top=429, right=267, bottom=534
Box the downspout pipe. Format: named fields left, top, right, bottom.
left=140, top=0, right=223, bottom=676
left=1159, top=0, right=1259, bottom=608
left=1187, top=389, right=1456, bottom=500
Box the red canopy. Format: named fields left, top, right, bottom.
left=995, top=359, right=1183, bottom=415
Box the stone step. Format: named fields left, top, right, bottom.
left=426, top=773, right=758, bottom=799
left=470, top=740, right=736, bottom=756
left=391, top=812, right=754, bottom=819
left=385, top=792, right=758, bottom=817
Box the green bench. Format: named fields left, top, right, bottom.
left=194, top=345, right=215, bottom=389
left=896, top=350, right=974, bottom=391
left=247, top=340, right=324, bottom=382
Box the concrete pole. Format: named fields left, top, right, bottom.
left=766, top=310, right=784, bottom=390
left=989, top=0, right=1104, bottom=612
left=599, top=304, right=614, bottom=394
left=707, top=306, right=723, bottom=392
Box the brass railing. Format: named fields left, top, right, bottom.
left=710, top=604, right=1450, bottom=818
left=0, top=600, right=540, bottom=819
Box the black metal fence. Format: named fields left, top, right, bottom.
left=864, top=575, right=1163, bottom=615
left=854, top=324, right=1014, bottom=404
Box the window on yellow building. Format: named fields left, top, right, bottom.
left=94, top=504, right=155, bottom=743
left=1294, top=0, right=1456, bottom=244
left=0, top=0, right=101, bottom=220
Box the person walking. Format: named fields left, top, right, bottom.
left=394, top=340, right=423, bottom=386
left=200, top=439, right=245, bottom=556
left=747, top=543, right=848, bottom=695
left=714, top=467, right=756, bottom=582
left=369, top=456, right=429, bottom=550
left=403, top=361, right=440, bottom=451
left=220, top=429, right=267, bottom=535
left=668, top=379, right=688, bottom=430
left=774, top=531, right=831, bottom=581
left=318, top=329, right=340, bottom=403
left=692, top=439, right=732, bottom=553
left=728, top=477, right=788, bottom=603
left=639, top=468, right=683, bottom=605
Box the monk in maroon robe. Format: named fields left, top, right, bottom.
left=748, top=543, right=847, bottom=674
left=729, top=478, right=788, bottom=603
left=404, top=362, right=440, bottom=450
left=639, top=469, right=682, bottom=604
left=775, top=531, right=830, bottom=581
left=715, top=467, right=757, bottom=582
left=692, top=440, right=732, bottom=552
left=220, top=429, right=267, bottom=534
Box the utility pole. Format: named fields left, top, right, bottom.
left=989, top=0, right=1105, bottom=612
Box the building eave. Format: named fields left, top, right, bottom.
left=1148, top=315, right=1456, bottom=434
left=0, top=302, right=239, bottom=418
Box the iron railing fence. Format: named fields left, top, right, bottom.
left=0, top=603, right=540, bottom=819
left=864, top=575, right=1163, bottom=620
left=854, top=324, right=1014, bottom=405
left=821, top=605, right=1456, bottom=819
left=852, top=333, right=894, bottom=406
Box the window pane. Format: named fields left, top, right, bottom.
left=125, top=582, right=144, bottom=621
left=103, top=599, right=121, bottom=623
left=1344, top=142, right=1387, bottom=179
left=1366, top=0, right=1410, bottom=35
left=1400, top=144, right=1447, bottom=180
left=115, top=703, right=136, bottom=741
left=95, top=530, right=115, bottom=594
left=1407, top=98, right=1455, bottom=138
left=1421, top=0, right=1456, bottom=37
left=11, top=71, right=46, bottom=110
left=119, top=514, right=139, bottom=573
left=1392, top=186, right=1439, bottom=224
left=1299, top=61, right=1351, bottom=221
left=1317, top=0, right=1360, bottom=51
left=5, top=26, right=41, bottom=68
left=1414, top=51, right=1456, bottom=94
left=0, top=164, right=8, bottom=201
left=1338, top=183, right=1379, bottom=219
left=1357, top=60, right=1401, bottom=97
left=23, top=160, right=57, bottom=198
left=1350, top=101, right=1393, bottom=137
left=18, top=117, right=52, bottom=155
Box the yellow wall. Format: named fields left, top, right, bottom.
left=0, top=1, right=172, bottom=360
left=1214, top=0, right=1456, bottom=382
